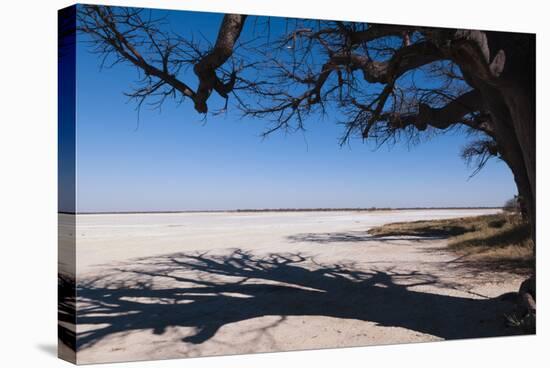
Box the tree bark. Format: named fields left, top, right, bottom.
left=443, top=32, right=536, bottom=320
left=447, top=32, right=535, bottom=243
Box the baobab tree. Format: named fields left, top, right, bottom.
left=77, top=5, right=535, bottom=310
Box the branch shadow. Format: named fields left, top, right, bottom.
left=60, top=249, right=522, bottom=355
left=287, top=231, right=446, bottom=244
left=288, top=229, right=534, bottom=275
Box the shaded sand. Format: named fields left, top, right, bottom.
left=60, top=209, right=523, bottom=364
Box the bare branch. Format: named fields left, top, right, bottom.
left=79, top=6, right=248, bottom=114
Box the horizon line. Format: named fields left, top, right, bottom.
left=60, top=206, right=504, bottom=215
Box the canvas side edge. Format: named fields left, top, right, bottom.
left=58, top=4, right=77, bottom=365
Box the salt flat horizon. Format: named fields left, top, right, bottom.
left=61, top=206, right=504, bottom=215
left=61, top=208, right=505, bottom=274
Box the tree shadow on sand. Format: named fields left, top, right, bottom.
left=287, top=231, right=446, bottom=244
left=60, top=249, right=522, bottom=353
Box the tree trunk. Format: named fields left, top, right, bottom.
left=468, top=33, right=536, bottom=320
left=453, top=32, right=535, bottom=243
left=449, top=32, right=535, bottom=321
left=495, top=32, right=536, bottom=241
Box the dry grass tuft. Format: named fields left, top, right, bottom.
left=368, top=213, right=534, bottom=273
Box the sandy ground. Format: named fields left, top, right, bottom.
left=59, top=209, right=524, bottom=364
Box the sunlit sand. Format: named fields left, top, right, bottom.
left=59, top=209, right=521, bottom=363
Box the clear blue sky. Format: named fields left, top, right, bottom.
left=72, top=6, right=516, bottom=212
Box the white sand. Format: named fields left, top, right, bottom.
left=60, top=209, right=523, bottom=364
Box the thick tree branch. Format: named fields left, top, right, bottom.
left=372, top=89, right=489, bottom=136
left=425, top=28, right=506, bottom=82
left=330, top=41, right=444, bottom=84
left=193, top=14, right=247, bottom=113
left=415, top=89, right=484, bottom=128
